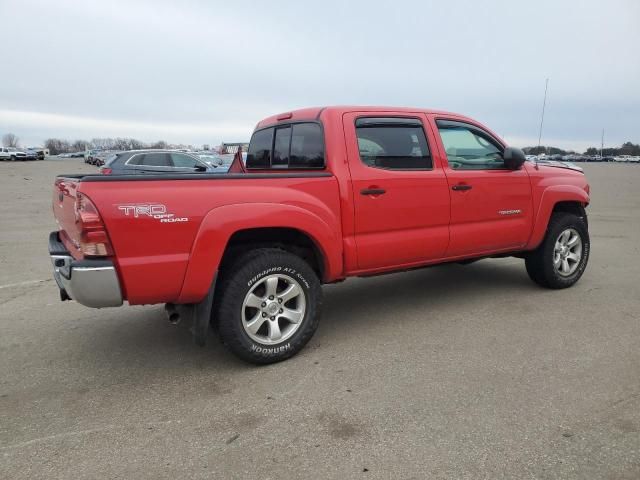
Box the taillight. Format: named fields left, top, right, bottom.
left=74, top=192, right=113, bottom=257
left=101, top=167, right=112, bottom=175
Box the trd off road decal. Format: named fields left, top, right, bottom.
left=117, top=203, right=189, bottom=223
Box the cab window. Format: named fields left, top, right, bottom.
left=355, top=117, right=432, bottom=170
left=436, top=120, right=504, bottom=170
left=246, top=128, right=274, bottom=169
left=246, top=123, right=324, bottom=169
left=272, top=126, right=291, bottom=167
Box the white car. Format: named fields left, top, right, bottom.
left=0, top=147, right=28, bottom=161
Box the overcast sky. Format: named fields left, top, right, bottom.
left=1, top=0, right=638, bottom=151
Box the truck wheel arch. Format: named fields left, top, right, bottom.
left=218, top=227, right=326, bottom=278
left=527, top=186, right=589, bottom=250
left=177, top=203, right=342, bottom=304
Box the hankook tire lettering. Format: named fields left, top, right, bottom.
left=250, top=343, right=291, bottom=354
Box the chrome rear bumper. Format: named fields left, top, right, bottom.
left=49, top=232, right=123, bottom=308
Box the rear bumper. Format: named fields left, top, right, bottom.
left=49, top=232, right=123, bottom=308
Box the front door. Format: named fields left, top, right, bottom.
left=344, top=112, right=451, bottom=271
left=432, top=119, right=533, bottom=257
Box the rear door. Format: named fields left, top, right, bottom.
left=432, top=118, right=533, bottom=256
left=343, top=112, right=451, bottom=271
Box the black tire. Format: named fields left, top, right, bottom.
left=216, top=248, right=322, bottom=364
left=10, top=155, right=16, bottom=162
left=525, top=212, right=590, bottom=289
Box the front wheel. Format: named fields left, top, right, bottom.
left=525, top=212, right=590, bottom=289
left=217, top=248, right=322, bottom=364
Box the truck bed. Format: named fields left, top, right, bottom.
left=53, top=171, right=341, bottom=305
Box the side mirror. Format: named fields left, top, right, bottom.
left=503, top=147, right=526, bottom=170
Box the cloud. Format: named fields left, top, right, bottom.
left=0, top=109, right=251, bottom=145
left=1, top=0, right=638, bottom=150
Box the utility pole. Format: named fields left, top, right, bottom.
left=537, top=78, right=549, bottom=153
left=601, top=129, right=604, bottom=160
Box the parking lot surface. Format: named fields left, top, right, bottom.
left=1, top=159, right=639, bottom=479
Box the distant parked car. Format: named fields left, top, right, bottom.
left=205, top=152, right=245, bottom=169
left=196, top=154, right=225, bottom=167
left=615, top=155, right=640, bottom=163
left=0, top=147, right=27, bottom=161
left=93, top=150, right=122, bottom=167
left=84, top=149, right=101, bottom=164
left=23, top=149, right=38, bottom=160
left=26, top=147, right=45, bottom=160
left=99, top=150, right=221, bottom=175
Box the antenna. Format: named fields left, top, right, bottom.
left=537, top=78, right=549, bottom=152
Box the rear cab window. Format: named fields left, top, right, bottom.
left=246, top=122, right=324, bottom=169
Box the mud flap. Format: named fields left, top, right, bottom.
left=191, top=272, right=217, bottom=347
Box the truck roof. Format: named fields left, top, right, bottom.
left=255, top=105, right=472, bottom=129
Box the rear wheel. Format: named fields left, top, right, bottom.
left=217, top=248, right=322, bottom=364
left=525, top=212, right=589, bottom=289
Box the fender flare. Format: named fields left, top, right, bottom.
left=526, top=185, right=589, bottom=250
left=177, top=202, right=342, bottom=303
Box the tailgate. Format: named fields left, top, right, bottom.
left=52, top=177, right=83, bottom=259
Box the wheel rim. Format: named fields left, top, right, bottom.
left=553, top=228, right=583, bottom=276
left=241, top=274, right=306, bottom=345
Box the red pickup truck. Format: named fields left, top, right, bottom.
left=50, top=106, right=590, bottom=363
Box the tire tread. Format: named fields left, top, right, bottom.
left=525, top=212, right=589, bottom=289
left=216, top=248, right=322, bottom=364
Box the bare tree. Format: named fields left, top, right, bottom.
left=44, top=138, right=72, bottom=155
left=129, top=139, right=145, bottom=150
left=2, top=133, right=19, bottom=148
left=90, top=138, right=116, bottom=150
left=150, top=140, right=167, bottom=149
left=72, top=140, right=90, bottom=152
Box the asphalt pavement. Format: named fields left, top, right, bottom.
left=1, top=159, right=639, bottom=479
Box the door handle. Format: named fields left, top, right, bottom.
left=360, top=188, right=386, bottom=195
left=452, top=184, right=472, bottom=191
